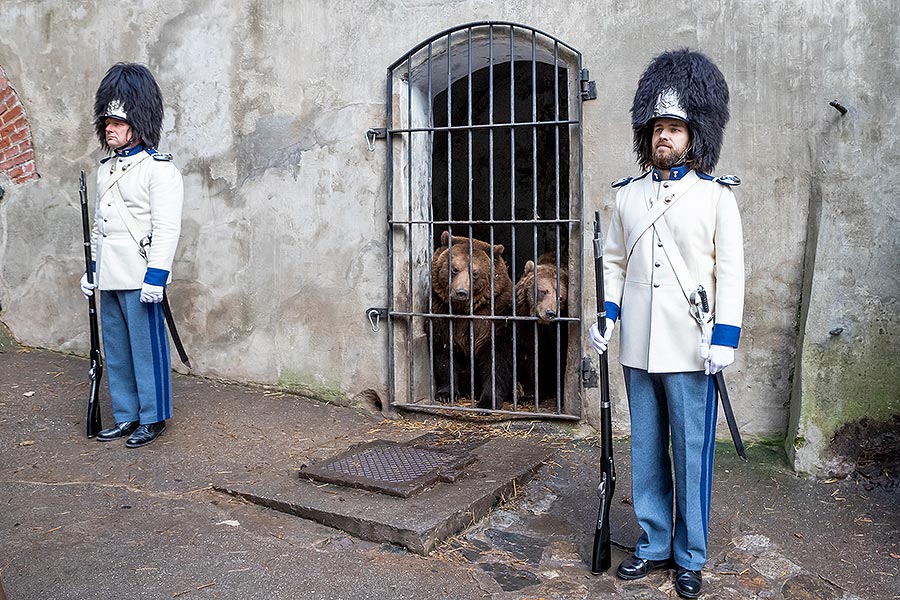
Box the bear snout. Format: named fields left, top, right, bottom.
left=543, top=309, right=558, bottom=321
left=453, top=288, right=469, bottom=300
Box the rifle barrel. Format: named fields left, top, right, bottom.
left=80, top=170, right=103, bottom=438
left=590, top=210, right=616, bottom=574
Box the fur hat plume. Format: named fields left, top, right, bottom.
left=631, top=49, right=729, bottom=174
left=93, top=63, right=164, bottom=152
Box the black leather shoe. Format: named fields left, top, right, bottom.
left=674, top=567, right=702, bottom=598
left=125, top=421, right=166, bottom=448
left=616, top=554, right=671, bottom=580
left=96, top=421, right=138, bottom=441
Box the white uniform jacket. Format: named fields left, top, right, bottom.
left=604, top=168, right=744, bottom=373
left=90, top=149, right=184, bottom=291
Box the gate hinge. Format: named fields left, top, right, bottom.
left=367, top=307, right=388, bottom=332
left=365, top=127, right=387, bottom=152
left=580, top=69, right=597, bottom=101
left=581, top=356, right=598, bottom=388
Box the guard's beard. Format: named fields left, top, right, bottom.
left=652, top=145, right=690, bottom=170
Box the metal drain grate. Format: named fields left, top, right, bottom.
left=300, top=439, right=476, bottom=497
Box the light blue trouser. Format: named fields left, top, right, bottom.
left=624, top=367, right=717, bottom=571
left=100, top=290, right=172, bottom=425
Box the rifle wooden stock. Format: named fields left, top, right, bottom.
left=591, top=210, right=616, bottom=574
left=80, top=171, right=103, bottom=438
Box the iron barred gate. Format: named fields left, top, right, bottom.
left=381, top=22, right=593, bottom=419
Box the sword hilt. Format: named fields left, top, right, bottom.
left=699, top=287, right=709, bottom=314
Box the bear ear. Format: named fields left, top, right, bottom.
left=440, top=230, right=450, bottom=247
left=524, top=260, right=535, bottom=274
left=493, top=244, right=505, bottom=257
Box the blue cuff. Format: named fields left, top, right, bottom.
left=143, top=268, right=169, bottom=286
left=605, top=301, right=620, bottom=323
left=711, top=324, right=741, bottom=348
left=91, top=261, right=96, bottom=272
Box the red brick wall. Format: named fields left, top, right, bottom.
left=0, top=66, right=38, bottom=184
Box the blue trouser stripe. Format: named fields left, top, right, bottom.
left=147, top=303, right=167, bottom=421
left=700, top=377, right=718, bottom=547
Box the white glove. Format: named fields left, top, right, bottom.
left=140, top=283, right=165, bottom=303
left=589, top=319, right=616, bottom=354
left=705, top=345, right=735, bottom=375
left=80, top=272, right=96, bottom=298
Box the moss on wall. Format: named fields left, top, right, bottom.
left=0, top=318, right=18, bottom=351
left=791, top=311, right=900, bottom=474
left=277, top=370, right=348, bottom=406
left=799, top=327, right=900, bottom=445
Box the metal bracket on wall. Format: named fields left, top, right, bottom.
left=365, top=128, right=387, bottom=152
left=829, top=100, right=848, bottom=115
left=581, top=356, right=598, bottom=388
left=367, top=307, right=388, bottom=332
left=580, top=69, right=597, bottom=101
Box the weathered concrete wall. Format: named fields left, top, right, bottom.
left=785, top=2, right=900, bottom=474
left=0, top=0, right=897, bottom=470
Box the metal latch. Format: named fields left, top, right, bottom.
left=580, top=69, right=597, bottom=101
left=365, top=128, right=387, bottom=152
left=367, top=307, right=388, bottom=332
left=581, top=356, right=598, bottom=388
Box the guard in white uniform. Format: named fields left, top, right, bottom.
left=590, top=50, right=744, bottom=599
left=80, top=63, right=183, bottom=448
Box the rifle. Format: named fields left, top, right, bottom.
left=79, top=171, right=103, bottom=438
left=591, top=210, right=616, bottom=574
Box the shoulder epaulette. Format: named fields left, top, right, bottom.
left=146, top=148, right=173, bottom=161
left=611, top=171, right=650, bottom=188
left=100, top=156, right=114, bottom=164
left=697, top=172, right=740, bottom=186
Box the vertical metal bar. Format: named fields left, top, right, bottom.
left=576, top=51, right=586, bottom=418
left=407, top=54, right=415, bottom=407
left=488, top=24, right=497, bottom=408
left=427, top=42, right=436, bottom=404
left=531, top=30, right=539, bottom=412
left=553, top=41, right=562, bottom=414
left=446, top=31, right=456, bottom=405
left=467, top=26, right=476, bottom=407
left=509, top=25, right=518, bottom=411
left=385, top=66, right=396, bottom=408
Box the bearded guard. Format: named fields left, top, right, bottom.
left=589, top=49, right=746, bottom=599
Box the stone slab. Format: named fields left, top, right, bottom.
left=216, top=436, right=554, bottom=555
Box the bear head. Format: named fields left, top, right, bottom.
left=515, top=259, right=569, bottom=323
left=432, top=231, right=511, bottom=312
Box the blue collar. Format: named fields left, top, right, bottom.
left=652, top=164, right=690, bottom=181
left=115, top=144, right=145, bottom=157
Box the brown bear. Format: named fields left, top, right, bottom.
left=515, top=254, right=569, bottom=403
left=429, top=231, right=514, bottom=409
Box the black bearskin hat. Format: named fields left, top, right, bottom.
left=631, top=49, right=729, bottom=174
left=93, top=63, right=164, bottom=152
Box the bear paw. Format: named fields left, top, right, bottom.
left=434, top=387, right=458, bottom=404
